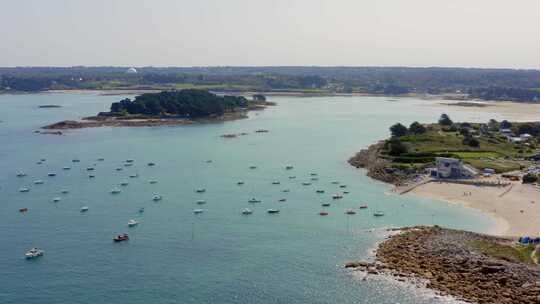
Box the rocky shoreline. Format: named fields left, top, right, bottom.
left=346, top=226, right=540, bottom=303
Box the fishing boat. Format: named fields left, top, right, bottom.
left=113, top=234, right=129, bottom=242
left=237, top=181, right=245, bottom=185
left=373, top=211, right=385, bottom=217
left=193, top=209, right=204, bottom=214
left=267, top=209, right=280, bottom=214
left=319, top=211, right=329, bottom=216
left=127, top=219, right=139, bottom=227
left=321, top=203, right=331, bottom=207
left=16, top=172, right=27, bottom=177
left=278, top=198, right=287, bottom=202
left=110, top=188, right=121, bottom=194
left=197, top=200, right=206, bottom=205
left=149, top=180, right=158, bottom=184
left=80, top=206, right=89, bottom=212
left=345, top=209, right=356, bottom=215
left=248, top=198, right=261, bottom=203
left=196, top=188, right=206, bottom=193
left=52, top=197, right=61, bottom=202
left=316, top=190, right=325, bottom=193
left=47, top=173, right=56, bottom=177
left=25, top=248, right=44, bottom=259
left=19, top=187, right=30, bottom=193
left=33, top=180, right=44, bottom=185
left=332, top=193, right=343, bottom=200
left=19, top=208, right=28, bottom=213
left=152, top=194, right=162, bottom=201
left=241, top=208, right=253, bottom=215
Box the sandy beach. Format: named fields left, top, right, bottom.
left=433, top=100, right=540, bottom=122
left=411, top=180, right=540, bottom=236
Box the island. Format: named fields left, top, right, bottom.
left=43, top=89, right=273, bottom=129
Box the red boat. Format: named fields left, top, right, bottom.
left=319, top=211, right=329, bottom=216
left=113, top=234, right=129, bottom=242
left=19, top=208, right=28, bottom=213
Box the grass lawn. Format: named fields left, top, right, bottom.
left=468, top=240, right=537, bottom=264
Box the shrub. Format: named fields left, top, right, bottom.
left=522, top=173, right=538, bottom=184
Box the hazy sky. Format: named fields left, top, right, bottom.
left=1, top=0, right=539, bottom=68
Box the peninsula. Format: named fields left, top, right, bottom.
left=43, top=89, right=272, bottom=129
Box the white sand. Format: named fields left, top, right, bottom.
left=411, top=181, right=540, bottom=236
left=433, top=100, right=540, bottom=122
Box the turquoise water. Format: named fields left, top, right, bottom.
left=0, top=93, right=498, bottom=303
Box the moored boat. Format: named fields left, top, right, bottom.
left=345, top=209, right=356, bottom=215
left=16, top=172, right=27, bottom=177
left=47, top=173, right=56, bottom=177
left=19, top=208, right=28, bottom=213
left=33, top=180, right=44, bottom=185
left=113, top=234, right=129, bottom=242
left=373, top=211, right=385, bottom=217
left=321, top=203, right=331, bottom=207
left=241, top=208, right=253, bottom=215
left=193, top=209, right=204, bottom=214
left=25, top=248, right=44, bottom=259
left=332, top=193, right=343, bottom=199
left=19, top=187, right=30, bottom=193
left=80, top=206, right=89, bottom=212
left=278, top=198, right=287, bottom=202
left=127, top=219, right=139, bottom=227
left=248, top=198, right=262, bottom=203
left=267, top=209, right=280, bottom=214
left=319, top=211, right=329, bottom=216
left=152, top=194, right=162, bottom=201
left=196, top=188, right=206, bottom=193
left=359, top=205, right=368, bottom=209
left=197, top=200, right=206, bottom=205
left=110, top=188, right=121, bottom=194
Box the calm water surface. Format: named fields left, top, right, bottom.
left=0, top=93, right=502, bottom=303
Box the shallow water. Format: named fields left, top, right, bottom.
left=0, top=93, right=500, bottom=303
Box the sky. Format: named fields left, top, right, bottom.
left=1, top=0, right=540, bottom=69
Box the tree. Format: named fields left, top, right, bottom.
left=388, top=139, right=408, bottom=156
left=390, top=123, right=408, bottom=137
left=500, top=120, right=512, bottom=129
left=462, top=136, right=479, bottom=147
left=409, top=121, right=426, bottom=134
left=488, top=119, right=499, bottom=131
left=438, top=114, right=453, bottom=126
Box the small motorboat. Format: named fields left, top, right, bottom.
left=241, top=208, right=253, bottom=215
left=149, top=180, right=158, bottom=184
left=72, top=159, right=81, bottom=163
left=115, top=168, right=123, bottom=171
left=248, top=198, right=262, bottom=203
left=139, top=207, right=145, bottom=213
left=316, top=190, right=325, bottom=193
left=110, top=188, right=121, bottom=194
left=249, top=166, right=257, bottom=169
left=345, top=209, right=356, bottom=215
left=272, top=181, right=280, bottom=185
left=60, top=189, right=69, bottom=194
left=33, top=180, right=44, bottom=185
left=126, top=159, right=134, bottom=163
left=25, top=248, right=44, bottom=259
left=319, top=211, right=329, bottom=216
left=19, top=208, right=28, bottom=213
left=147, top=162, right=156, bottom=166
left=52, top=197, right=61, bottom=202
left=86, top=167, right=95, bottom=171
left=288, top=176, right=296, bottom=179
left=373, top=211, right=385, bottom=217
left=286, top=165, right=294, bottom=170
left=339, top=185, right=347, bottom=188
left=302, top=182, right=312, bottom=186
left=310, top=173, right=318, bottom=176
left=343, top=191, right=350, bottom=194
left=19, top=187, right=30, bottom=193
left=321, top=203, right=331, bottom=207
left=332, top=193, right=343, bottom=200
left=88, top=174, right=95, bottom=178
left=282, top=189, right=290, bottom=193
left=278, top=198, right=287, bottom=202
left=16, top=172, right=27, bottom=177
left=196, top=188, right=206, bottom=193
left=37, top=161, right=43, bottom=165
left=193, top=209, right=204, bottom=214
left=80, top=206, right=89, bottom=212
left=359, top=205, right=368, bottom=209
left=267, top=209, right=280, bottom=214
left=237, top=181, right=245, bottom=185
left=152, top=194, right=162, bottom=201
left=120, top=182, right=129, bottom=186
left=127, top=219, right=139, bottom=227
left=63, top=166, right=71, bottom=170
left=113, top=234, right=129, bottom=242
left=129, top=174, right=139, bottom=178
left=197, top=200, right=206, bottom=205
left=40, top=158, right=46, bottom=162
left=47, top=173, right=56, bottom=177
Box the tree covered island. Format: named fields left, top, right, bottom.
left=44, top=89, right=272, bottom=129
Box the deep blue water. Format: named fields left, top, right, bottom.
left=0, top=93, right=500, bottom=303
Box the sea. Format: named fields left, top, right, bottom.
left=0, top=92, right=504, bottom=303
